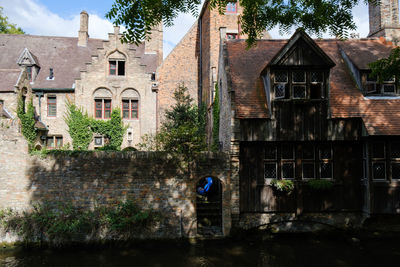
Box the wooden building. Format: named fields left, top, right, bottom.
left=217, top=28, right=400, bottom=228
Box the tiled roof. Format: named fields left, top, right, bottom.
left=225, top=38, right=400, bottom=135
left=0, top=69, right=20, bottom=92
left=0, top=34, right=159, bottom=91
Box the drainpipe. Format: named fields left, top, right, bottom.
left=198, top=17, right=203, bottom=107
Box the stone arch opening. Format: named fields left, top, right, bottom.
left=196, top=176, right=223, bottom=235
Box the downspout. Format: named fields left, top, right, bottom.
left=198, top=17, right=203, bottom=107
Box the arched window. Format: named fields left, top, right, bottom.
left=121, top=88, right=139, bottom=120
left=93, top=88, right=112, bottom=119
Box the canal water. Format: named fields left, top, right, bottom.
left=1, top=236, right=400, bottom=266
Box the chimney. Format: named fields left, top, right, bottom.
left=368, top=0, right=400, bottom=43
left=78, top=11, right=89, bottom=47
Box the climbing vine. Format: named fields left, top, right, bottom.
left=17, top=94, right=37, bottom=147
left=65, top=104, right=126, bottom=151
left=91, top=108, right=126, bottom=150
left=65, top=103, right=92, bottom=150
left=211, top=83, right=220, bottom=152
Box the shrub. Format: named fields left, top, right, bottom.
left=270, top=179, right=295, bottom=194
left=306, top=179, right=334, bottom=191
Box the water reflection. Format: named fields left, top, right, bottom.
left=1, top=237, right=400, bottom=266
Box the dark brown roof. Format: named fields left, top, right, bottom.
left=0, top=34, right=159, bottom=91
left=225, top=38, right=400, bottom=135
left=0, top=69, right=20, bottom=92
left=227, top=40, right=287, bottom=119
left=0, top=34, right=104, bottom=89
left=338, top=39, right=393, bottom=70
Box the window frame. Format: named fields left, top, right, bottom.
left=363, top=72, right=398, bottom=96
left=94, top=98, right=112, bottom=119
left=109, top=59, right=125, bottom=76
left=46, top=136, right=63, bottom=149
left=264, top=142, right=334, bottom=181
left=122, top=99, right=139, bottom=120
left=272, top=69, right=327, bottom=100
left=226, top=2, right=237, bottom=13
left=47, top=95, right=57, bottom=117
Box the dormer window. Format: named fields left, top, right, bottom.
left=363, top=72, right=398, bottom=95
left=109, top=60, right=125, bottom=76
left=272, top=70, right=326, bottom=100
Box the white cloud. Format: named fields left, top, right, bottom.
left=0, top=0, right=114, bottom=39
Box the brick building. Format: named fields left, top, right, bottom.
left=0, top=11, right=162, bottom=149
left=157, top=0, right=270, bottom=144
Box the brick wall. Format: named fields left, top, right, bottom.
left=0, top=126, right=231, bottom=238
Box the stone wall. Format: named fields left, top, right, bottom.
left=0, top=127, right=231, bottom=239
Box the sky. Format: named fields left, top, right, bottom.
left=0, top=0, right=370, bottom=58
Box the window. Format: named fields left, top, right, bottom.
left=109, top=60, right=125, bottom=76
left=370, top=141, right=400, bottom=181
left=122, top=99, right=139, bottom=119
left=47, top=96, right=56, bottom=117
left=46, top=136, right=63, bottom=149
left=0, top=100, right=3, bottom=110
left=226, top=33, right=238, bottom=40
left=95, top=99, right=112, bottom=119
left=264, top=142, right=333, bottom=181
left=94, top=136, right=103, bottom=146
left=363, top=72, right=398, bottom=95
left=26, top=66, right=32, bottom=81
left=272, top=70, right=325, bottom=100
left=226, top=2, right=237, bottom=13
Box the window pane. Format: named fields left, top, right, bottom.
left=281, top=144, right=294, bottom=159
left=372, top=162, right=386, bottom=180
left=292, top=71, right=305, bottom=83
left=118, top=61, right=125, bottom=76
left=391, top=143, right=400, bottom=158
left=227, top=33, right=237, bottom=40
left=47, top=137, right=54, bottom=148
left=372, top=143, right=385, bottom=159
left=311, top=72, right=323, bottom=83
left=392, top=163, right=400, bottom=179
left=320, top=144, right=332, bottom=159
left=383, top=84, right=395, bottom=93
left=265, top=145, right=277, bottom=159
left=104, top=100, right=111, bottom=109
left=48, top=104, right=57, bottom=116
left=131, top=100, right=138, bottom=109
left=122, top=100, right=129, bottom=109
left=320, top=162, right=332, bottom=179
left=293, top=85, right=306, bottom=98
left=95, top=100, right=102, bottom=109
left=109, top=61, right=116, bottom=75
left=282, top=163, right=294, bottom=179
left=48, top=97, right=56, bottom=104
left=275, top=84, right=285, bottom=98
left=226, top=2, right=237, bottom=12
left=264, top=163, right=277, bottom=179
left=56, top=137, right=63, bottom=147
left=131, top=110, right=138, bottom=119
left=104, top=110, right=111, bottom=118
left=303, top=163, right=315, bottom=179
left=274, top=71, right=288, bottom=83
left=123, top=110, right=129, bottom=119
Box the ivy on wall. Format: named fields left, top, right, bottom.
left=17, top=94, right=37, bottom=147
left=91, top=108, right=126, bottom=150
left=211, top=83, right=220, bottom=152
left=65, top=103, right=126, bottom=151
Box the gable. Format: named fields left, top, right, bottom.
left=17, top=48, right=39, bottom=66
left=268, top=29, right=335, bottom=68
left=276, top=38, right=327, bottom=66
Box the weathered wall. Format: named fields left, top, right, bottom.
left=0, top=126, right=231, bottom=239
left=0, top=92, right=18, bottom=118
